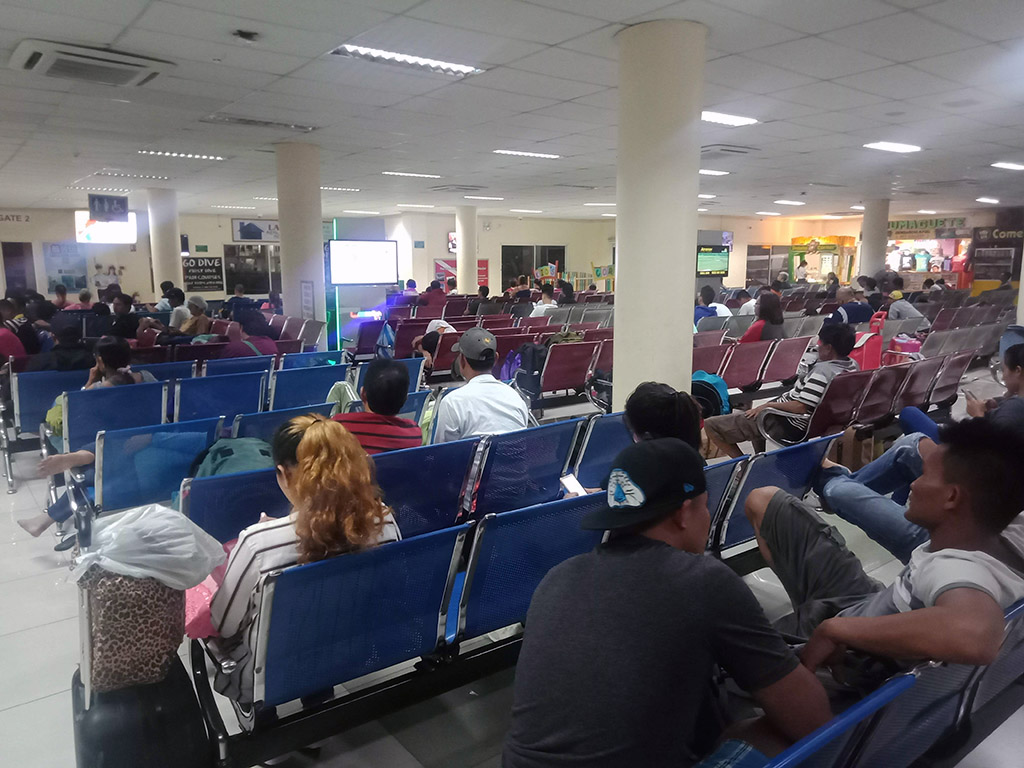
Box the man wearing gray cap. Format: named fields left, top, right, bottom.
left=432, top=327, right=529, bottom=443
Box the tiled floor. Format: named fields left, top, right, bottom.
left=1, top=366, right=1020, bottom=767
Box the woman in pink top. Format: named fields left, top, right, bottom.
left=63, top=289, right=94, bottom=310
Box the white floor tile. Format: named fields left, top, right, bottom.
left=0, top=617, right=77, bottom=711
left=956, top=704, right=1024, bottom=767
left=0, top=690, right=74, bottom=768
left=0, top=568, right=78, bottom=637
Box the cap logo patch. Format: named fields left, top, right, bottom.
left=608, top=469, right=645, bottom=508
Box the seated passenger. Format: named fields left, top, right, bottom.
left=0, top=296, right=40, bottom=354
left=180, top=295, right=213, bottom=336
left=108, top=293, right=140, bottom=340
left=704, top=323, right=858, bottom=457
left=64, top=288, right=94, bottom=310
left=699, top=284, right=732, bottom=318
left=332, top=359, right=423, bottom=454
left=625, top=381, right=703, bottom=450
left=432, top=328, right=529, bottom=443
left=529, top=283, right=558, bottom=317
left=736, top=289, right=756, bottom=315
left=220, top=309, right=278, bottom=357
left=822, top=286, right=874, bottom=325
left=26, top=326, right=93, bottom=371
left=744, top=418, right=1024, bottom=672
left=0, top=323, right=25, bottom=362
left=222, top=283, right=254, bottom=319
left=504, top=439, right=830, bottom=768
left=885, top=277, right=927, bottom=325
left=203, top=415, right=400, bottom=703
left=52, top=284, right=69, bottom=310
left=153, top=281, right=175, bottom=311
left=418, top=280, right=448, bottom=307
left=467, top=285, right=490, bottom=315
left=739, top=291, right=786, bottom=342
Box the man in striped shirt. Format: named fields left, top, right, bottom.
left=333, top=359, right=423, bottom=454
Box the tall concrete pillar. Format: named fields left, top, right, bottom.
left=613, top=20, right=707, bottom=409
left=146, top=188, right=182, bottom=295
left=455, top=205, right=478, bottom=293
left=275, top=142, right=325, bottom=328
left=859, top=199, right=890, bottom=278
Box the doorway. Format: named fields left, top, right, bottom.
left=501, top=244, right=568, bottom=289
left=2, top=242, right=35, bottom=292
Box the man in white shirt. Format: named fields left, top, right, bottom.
left=167, top=288, right=190, bottom=330
left=433, top=327, right=529, bottom=443
left=736, top=289, right=756, bottom=315
left=699, top=285, right=732, bottom=317
left=530, top=283, right=558, bottom=317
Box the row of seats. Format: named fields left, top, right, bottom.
left=693, top=336, right=812, bottom=392
left=928, top=304, right=1008, bottom=331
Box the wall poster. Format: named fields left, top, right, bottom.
left=433, top=258, right=489, bottom=288
left=232, top=218, right=280, bottom=242
left=182, top=255, right=225, bottom=293
left=42, top=242, right=88, bottom=293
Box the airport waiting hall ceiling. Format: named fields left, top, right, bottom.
left=0, top=0, right=1022, bottom=220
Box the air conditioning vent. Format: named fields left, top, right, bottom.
left=201, top=113, right=317, bottom=133
left=430, top=184, right=485, bottom=193
left=701, top=143, right=758, bottom=158
left=9, top=39, right=172, bottom=86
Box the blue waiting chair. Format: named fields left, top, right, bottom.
left=180, top=468, right=288, bottom=544
left=716, top=434, right=838, bottom=553
left=397, top=389, right=431, bottom=424
left=232, top=403, right=334, bottom=442
left=466, top=419, right=584, bottom=518
left=353, top=357, right=425, bottom=394
left=94, top=418, right=221, bottom=512
left=572, top=412, right=632, bottom=488
left=269, top=365, right=349, bottom=410
left=175, top=371, right=266, bottom=423
left=279, top=350, right=346, bottom=369
left=11, top=369, right=91, bottom=438
left=373, top=438, right=480, bottom=538
left=133, top=361, right=197, bottom=382
left=205, top=356, right=276, bottom=377
left=62, top=382, right=167, bottom=453
left=458, top=493, right=605, bottom=643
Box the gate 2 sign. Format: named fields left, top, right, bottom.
left=182, top=256, right=225, bottom=293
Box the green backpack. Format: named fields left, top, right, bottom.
left=191, top=437, right=275, bottom=478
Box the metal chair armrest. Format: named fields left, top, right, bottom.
left=755, top=407, right=805, bottom=446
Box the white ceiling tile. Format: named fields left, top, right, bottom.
left=911, top=40, right=1024, bottom=88
left=833, top=65, right=961, bottom=100
left=626, top=1, right=806, bottom=53
left=752, top=121, right=829, bottom=140
left=408, top=0, right=608, bottom=46
left=573, top=88, right=619, bottom=109
left=165, top=60, right=280, bottom=90
left=775, top=81, right=889, bottom=109
left=848, top=100, right=946, bottom=125
left=713, top=0, right=899, bottom=34
left=530, top=101, right=617, bottom=126
left=747, top=37, right=895, bottom=79
left=264, top=76, right=415, bottom=108
left=918, top=0, right=1024, bottom=43
left=524, top=0, right=682, bottom=23
left=468, top=67, right=606, bottom=101
left=151, top=0, right=395, bottom=35
left=821, top=12, right=984, bottom=62
left=288, top=58, right=451, bottom=96
left=908, top=88, right=1007, bottom=114
left=117, top=29, right=308, bottom=75
left=385, top=95, right=517, bottom=125
left=704, top=55, right=815, bottom=93
left=792, top=111, right=889, bottom=133
left=414, top=82, right=559, bottom=113
left=2, top=0, right=149, bottom=25
left=0, top=4, right=122, bottom=45
left=556, top=24, right=624, bottom=60
left=507, top=48, right=617, bottom=87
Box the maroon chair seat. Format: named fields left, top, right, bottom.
left=592, top=340, right=612, bottom=372
left=387, top=306, right=413, bottom=329
left=130, top=346, right=170, bottom=365
left=446, top=318, right=479, bottom=332
left=538, top=341, right=601, bottom=393
left=480, top=316, right=515, bottom=330
left=225, top=321, right=242, bottom=342
left=210, top=319, right=230, bottom=336
left=854, top=364, right=911, bottom=426
left=725, top=298, right=742, bottom=309
left=892, top=356, right=947, bottom=412
left=519, top=316, right=551, bottom=330
left=694, top=330, right=727, bottom=348
left=927, top=350, right=975, bottom=407
left=785, top=299, right=806, bottom=312
left=692, top=344, right=729, bottom=376
left=761, top=369, right=874, bottom=443
left=393, top=320, right=431, bottom=359
left=415, top=305, right=445, bottom=320
left=929, top=308, right=956, bottom=332
left=136, top=328, right=160, bottom=348
left=583, top=327, right=614, bottom=342
left=274, top=339, right=302, bottom=356
left=761, top=337, right=812, bottom=384
left=720, top=340, right=775, bottom=390
left=949, top=307, right=975, bottom=328
left=269, top=314, right=287, bottom=336
left=8, top=355, right=31, bottom=373
left=492, top=333, right=536, bottom=377
left=443, top=298, right=470, bottom=317
left=569, top=322, right=600, bottom=333
left=818, top=302, right=839, bottom=316
left=584, top=294, right=605, bottom=303
left=347, top=320, right=384, bottom=360
left=430, top=333, right=461, bottom=375
left=173, top=343, right=228, bottom=362
left=280, top=316, right=304, bottom=341
left=489, top=326, right=525, bottom=337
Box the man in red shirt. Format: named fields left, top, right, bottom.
left=418, top=280, right=448, bottom=307
left=333, top=358, right=423, bottom=454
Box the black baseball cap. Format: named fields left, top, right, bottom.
left=581, top=438, right=707, bottom=530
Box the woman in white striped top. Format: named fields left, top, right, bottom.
left=204, top=414, right=400, bottom=704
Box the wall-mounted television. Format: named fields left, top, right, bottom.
left=328, top=239, right=398, bottom=286
left=696, top=245, right=730, bottom=276
left=75, top=211, right=138, bottom=244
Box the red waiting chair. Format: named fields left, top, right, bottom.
left=694, top=330, right=727, bottom=348
left=519, top=316, right=551, bottom=330
left=392, top=320, right=431, bottom=359
left=480, top=316, right=515, bottom=330
left=761, top=337, right=812, bottom=385
left=279, top=316, right=304, bottom=341
left=429, top=332, right=461, bottom=375
left=926, top=350, right=975, bottom=408
left=210, top=319, right=230, bottom=336
left=535, top=341, right=601, bottom=394
left=583, top=327, right=614, bottom=342
left=492, top=333, right=535, bottom=378
left=758, top=369, right=874, bottom=445
left=569, top=322, right=600, bottom=333
left=344, top=319, right=384, bottom=363
left=892, top=357, right=947, bottom=413
left=692, top=344, right=729, bottom=376
left=415, top=305, right=445, bottom=320
left=853, top=364, right=911, bottom=427
left=720, top=340, right=775, bottom=391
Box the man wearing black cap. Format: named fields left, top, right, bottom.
left=433, top=327, right=529, bottom=443
left=504, top=439, right=830, bottom=768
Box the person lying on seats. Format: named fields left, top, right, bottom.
left=332, top=358, right=423, bottom=454
left=192, top=415, right=400, bottom=705
left=504, top=439, right=831, bottom=768
left=744, top=418, right=1024, bottom=676
left=704, top=323, right=858, bottom=457
left=819, top=345, right=1024, bottom=563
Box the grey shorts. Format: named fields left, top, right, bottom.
left=704, top=411, right=765, bottom=451
left=762, top=490, right=884, bottom=638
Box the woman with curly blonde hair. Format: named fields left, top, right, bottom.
left=200, top=414, right=400, bottom=704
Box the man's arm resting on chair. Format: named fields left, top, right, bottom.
left=746, top=400, right=808, bottom=420
left=801, top=588, right=1006, bottom=670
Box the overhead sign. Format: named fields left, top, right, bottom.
left=182, top=256, right=225, bottom=293
left=88, top=194, right=129, bottom=222
left=888, top=217, right=968, bottom=239
left=232, top=218, right=280, bottom=242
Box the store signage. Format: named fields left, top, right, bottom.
left=88, top=194, right=129, bottom=222
left=974, top=227, right=1024, bottom=241
left=182, top=256, right=225, bottom=292
left=433, top=257, right=489, bottom=287
left=888, top=217, right=967, bottom=239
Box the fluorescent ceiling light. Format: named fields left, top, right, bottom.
left=863, top=141, right=921, bottom=153
left=701, top=110, right=758, bottom=127
left=510, top=208, right=542, bottom=213
left=397, top=203, right=434, bottom=208
left=138, top=150, right=224, bottom=160
left=321, top=186, right=360, bottom=192
left=493, top=149, right=561, bottom=159
left=698, top=194, right=717, bottom=199
left=463, top=195, right=504, bottom=201
left=601, top=213, right=616, bottom=217
left=821, top=215, right=843, bottom=220
left=211, top=205, right=256, bottom=210
left=917, top=209, right=937, bottom=214
left=67, top=186, right=130, bottom=192
left=774, top=199, right=805, bottom=206
left=334, top=43, right=484, bottom=78
left=343, top=209, right=380, bottom=215
left=697, top=208, right=709, bottom=212
left=755, top=211, right=781, bottom=216
left=94, top=172, right=168, bottom=180
left=382, top=170, right=442, bottom=178
left=976, top=197, right=1000, bottom=204
left=699, top=169, right=730, bottom=176
left=992, top=162, right=1024, bottom=171
left=253, top=196, right=278, bottom=201
left=583, top=202, right=615, bottom=207
left=851, top=205, right=866, bottom=211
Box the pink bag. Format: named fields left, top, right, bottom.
left=183, top=540, right=236, bottom=639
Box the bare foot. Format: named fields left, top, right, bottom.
left=821, top=456, right=839, bottom=470
left=17, top=513, right=55, bottom=537
left=38, top=454, right=75, bottom=477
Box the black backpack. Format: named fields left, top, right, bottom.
left=512, top=342, right=548, bottom=400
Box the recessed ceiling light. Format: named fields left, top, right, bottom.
left=863, top=141, right=921, bottom=153
left=463, top=195, right=504, bottom=201
left=699, top=169, right=730, bottom=176
left=253, top=196, right=278, bottom=201
left=976, top=197, right=1000, bottom=204
left=211, top=204, right=256, bottom=210
left=493, top=149, right=561, bottom=159
left=94, top=171, right=169, bottom=180
left=701, top=110, right=758, bottom=127
left=138, top=150, right=224, bottom=160
left=774, top=200, right=805, bottom=206
left=382, top=170, right=442, bottom=178
left=66, top=186, right=131, bottom=192
left=343, top=209, right=381, bottom=215
left=321, top=186, right=360, bottom=192
left=333, top=43, right=484, bottom=78
left=755, top=211, right=781, bottom=216
left=601, top=213, right=616, bottom=217
left=396, top=203, right=434, bottom=208
left=992, top=162, right=1024, bottom=171
left=510, top=208, right=542, bottom=213
left=583, top=202, right=615, bottom=207
left=851, top=205, right=866, bottom=211
left=698, top=194, right=717, bottom=199
left=917, top=209, right=937, bottom=215
left=821, top=215, right=843, bottom=220
left=697, top=208, right=709, bottom=212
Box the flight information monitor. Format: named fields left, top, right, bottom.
left=328, top=239, right=398, bottom=285
left=696, top=245, right=730, bottom=276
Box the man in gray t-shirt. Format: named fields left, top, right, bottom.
left=504, top=439, right=830, bottom=768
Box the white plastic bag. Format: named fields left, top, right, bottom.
left=72, top=504, right=226, bottom=590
